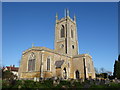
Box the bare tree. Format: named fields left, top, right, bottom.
left=94, top=67, right=99, bottom=74
left=100, top=67, right=106, bottom=73
left=18, top=59, right=21, bottom=66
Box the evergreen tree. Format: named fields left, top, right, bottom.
left=113, top=54, right=120, bottom=79
left=113, top=60, right=117, bottom=78
left=118, top=54, right=120, bottom=62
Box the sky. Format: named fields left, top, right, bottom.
left=118, top=1, right=120, bottom=55
left=0, top=2, right=2, bottom=67
left=2, top=2, right=118, bottom=73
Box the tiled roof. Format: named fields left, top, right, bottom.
left=55, top=60, right=64, bottom=68
left=4, top=66, right=19, bottom=72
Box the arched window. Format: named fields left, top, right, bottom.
left=71, top=29, right=73, bottom=38
left=63, top=67, right=67, bottom=79
left=75, top=70, right=79, bottom=79
left=61, top=25, right=65, bottom=38
left=28, top=52, right=35, bottom=71
left=47, top=57, right=50, bottom=71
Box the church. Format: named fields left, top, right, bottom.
left=18, top=9, right=96, bottom=81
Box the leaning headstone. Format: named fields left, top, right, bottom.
left=53, top=80, right=56, bottom=85
left=36, top=78, right=39, bottom=82
left=39, top=78, right=44, bottom=83
left=53, top=77, right=60, bottom=86
left=57, top=79, right=60, bottom=85
left=18, top=85, right=21, bottom=89
left=105, top=79, right=110, bottom=84
left=70, top=79, right=74, bottom=85
left=112, top=79, right=115, bottom=83
left=21, top=80, right=24, bottom=84
left=95, top=79, right=100, bottom=85
left=118, top=79, right=120, bottom=83
left=90, top=79, right=94, bottom=85
left=54, top=77, right=57, bottom=81
left=34, top=77, right=36, bottom=82
left=114, top=78, right=118, bottom=84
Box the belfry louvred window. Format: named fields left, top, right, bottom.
left=61, top=25, right=65, bottom=38
left=71, top=29, right=74, bottom=38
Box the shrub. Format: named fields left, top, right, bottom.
left=90, top=85, right=105, bottom=88
left=55, top=80, right=71, bottom=88
left=108, top=83, right=120, bottom=88
left=42, top=79, right=53, bottom=88
left=73, top=82, right=83, bottom=88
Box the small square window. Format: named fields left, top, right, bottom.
left=72, top=45, right=74, bottom=49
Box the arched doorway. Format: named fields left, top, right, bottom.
left=75, top=70, right=79, bottom=79
left=63, top=68, right=67, bottom=79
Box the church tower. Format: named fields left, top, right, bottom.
left=54, top=9, right=79, bottom=56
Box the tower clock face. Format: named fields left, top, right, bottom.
left=60, top=44, right=64, bottom=48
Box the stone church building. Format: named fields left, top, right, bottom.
left=18, top=10, right=96, bottom=80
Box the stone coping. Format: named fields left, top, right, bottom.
left=22, top=47, right=92, bottom=59
left=22, top=47, right=71, bottom=58
left=73, top=54, right=92, bottom=58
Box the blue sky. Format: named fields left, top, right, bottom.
left=118, top=1, right=120, bottom=54
left=2, top=2, right=118, bottom=73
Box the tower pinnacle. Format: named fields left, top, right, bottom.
left=74, top=14, right=76, bottom=21
left=65, top=9, right=69, bottom=17
left=56, top=12, right=58, bottom=20
left=32, top=43, right=34, bottom=47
